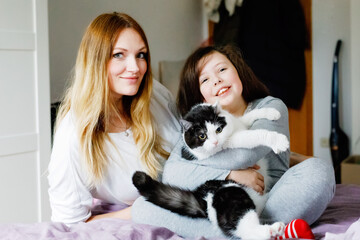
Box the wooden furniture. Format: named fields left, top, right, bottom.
left=289, top=0, right=313, bottom=156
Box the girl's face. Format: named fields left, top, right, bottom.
left=198, top=51, right=246, bottom=115
left=107, top=28, right=148, bottom=100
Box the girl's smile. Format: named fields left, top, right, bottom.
left=198, top=52, right=247, bottom=116
left=216, top=86, right=231, bottom=96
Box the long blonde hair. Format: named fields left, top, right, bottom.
left=56, top=12, right=169, bottom=188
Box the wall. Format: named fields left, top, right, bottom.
left=48, top=0, right=205, bottom=103
left=350, top=0, right=360, bottom=155
left=0, top=0, right=51, bottom=223
left=312, top=0, right=360, bottom=160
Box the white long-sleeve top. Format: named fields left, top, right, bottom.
left=48, top=80, right=181, bottom=225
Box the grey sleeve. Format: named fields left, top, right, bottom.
left=161, top=138, right=230, bottom=189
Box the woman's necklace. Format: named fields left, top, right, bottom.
left=123, top=124, right=130, bottom=137
left=119, top=116, right=130, bottom=137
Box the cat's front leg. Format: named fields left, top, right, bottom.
left=264, top=130, right=289, bottom=154
left=240, top=108, right=281, bottom=127
left=270, top=222, right=286, bottom=237
left=235, top=210, right=285, bottom=239
left=225, top=129, right=289, bottom=154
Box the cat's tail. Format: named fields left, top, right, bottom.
left=132, top=171, right=207, bottom=218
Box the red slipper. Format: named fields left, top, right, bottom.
left=275, top=219, right=315, bottom=239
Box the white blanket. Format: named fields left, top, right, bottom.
left=325, top=218, right=360, bottom=240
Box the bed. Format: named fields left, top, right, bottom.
left=312, top=184, right=360, bottom=239
left=0, top=184, right=359, bottom=240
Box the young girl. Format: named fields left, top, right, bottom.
left=132, top=45, right=335, bottom=238
left=48, top=12, right=180, bottom=225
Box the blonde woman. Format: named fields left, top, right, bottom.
left=48, top=12, right=180, bottom=225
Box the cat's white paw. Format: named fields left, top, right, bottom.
left=270, top=222, right=285, bottom=237
left=271, top=133, right=289, bottom=154
left=264, top=108, right=281, bottom=121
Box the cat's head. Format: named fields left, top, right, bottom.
left=180, top=103, right=233, bottom=158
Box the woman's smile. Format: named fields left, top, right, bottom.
left=120, top=75, right=140, bottom=83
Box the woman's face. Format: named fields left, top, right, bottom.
left=107, top=28, right=147, bottom=100
left=198, top=51, right=246, bottom=115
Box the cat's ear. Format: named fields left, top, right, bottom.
left=180, top=119, right=192, bottom=131
left=212, top=101, right=221, bottom=114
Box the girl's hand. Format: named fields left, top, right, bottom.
left=226, top=165, right=265, bottom=194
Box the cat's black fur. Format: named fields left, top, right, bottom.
left=132, top=171, right=255, bottom=238
left=180, top=104, right=227, bottom=160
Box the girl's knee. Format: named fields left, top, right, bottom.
left=291, top=157, right=336, bottom=204
left=295, top=158, right=334, bottom=180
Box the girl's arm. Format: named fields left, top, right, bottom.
left=162, top=142, right=265, bottom=193
left=161, top=138, right=230, bottom=189
left=226, top=165, right=266, bottom=194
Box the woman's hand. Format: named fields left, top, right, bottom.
left=86, top=206, right=132, bottom=222
left=226, top=165, right=265, bottom=194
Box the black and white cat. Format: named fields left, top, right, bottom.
left=180, top=102, right=289, bottom=161
left=132, top=103, right=289, bottom=239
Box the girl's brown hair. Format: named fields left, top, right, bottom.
left=177, top=45, right=270, bottom=116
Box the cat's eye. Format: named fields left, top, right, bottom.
left=198, top=134, right=207, bottom=140
left=216, top=127, right=223, bottom=134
